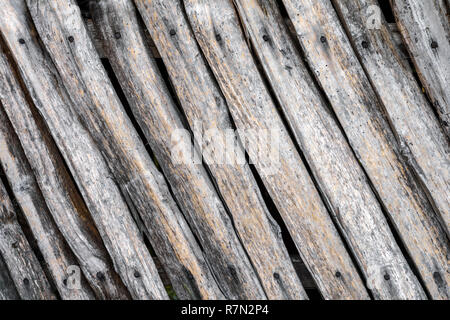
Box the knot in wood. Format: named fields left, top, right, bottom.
left=18, top=38, right=25, bottom=44
left=430, top=41, right=438, bottom=49
left=68, top=36, right=74, bottom=43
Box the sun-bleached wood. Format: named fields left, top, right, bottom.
left=0, top=40, right=130, bottom=301
left=40, top=0, right=264, bottom=300
left=28, top=1, right=234, bottom=298
left=0, top=101, right=95, bottom=300
left=90, top=0, right=269, bottom=300
left=0, top=179, right=56, bottom=300
left=333, top=0, right=450, bottom=299
left=391, top=0, right=449, bottom=138
left=183, top=0, right=370, bottom=299
left=127, top=0, right=306, bottom=299
left=234, top=0, right=429, bottom=300
left=282, top=0, right=446, bottom=299
left=1, top=0, right=166, bottom=300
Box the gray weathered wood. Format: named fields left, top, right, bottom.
left=0, top=252, right=19, bottom=300
left=26, top=0, right=229, bottom=300
left=39, top=0, right=263, bottom=300
left=182, top=0, right=370, bottom=299
left=282, top=0, right=444, bottom=299
left=0, top=178, right=57, bottom=300
left=0, top=100, right=95, bottom=300
left=98, top=0, right=305, bottom=299
left=391, top=0, right=450, bottom=138
left=0, top=0, right=166, bottom=300
left=333, top=0, right=450, bottom=299
left=90, top=0, right=268, bottom=300
left=0, top=41, right=130, bottom=301
left=234, top=0, right=428, bottom=300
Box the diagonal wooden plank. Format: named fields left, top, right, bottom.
left=281, top=0, right=445, bottom=299
left=333, top=0, right=449, bottom=299
left=234, top=0, right=429, bottom=300
left=105, top=0, right=305, bottom=299
left=35, top=0, right=263, bottom=300
left=27, top=0, right=259, bottom=300
left=0, top=100, right=96, bottom=300
left=90, top=0, right=268, bottom=300
left=391, top=0, right=450, bottom=138
left=0, top=48, right=131, bottom=300
left=0, top=178, right=56, bottom=300
left=0, top=0, right=166, bottom=300
left=182, top=0, right=370, bottom=299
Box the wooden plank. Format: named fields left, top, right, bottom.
left=0, top=178, right=56, bottom=300
left=0, top=101, right=95, bottom=300
left=391, top=0, right=450, bottom=138
left=89, top=0, right=269, bottom=300
left=36, top=0, right=264, bottom=301
left=282, top=0, right=445, bottom=299
left=234, top=0, right=428, bottom=300
left=0, top=45, right=130, bottom=301
left=93, top=0, right=305, bottom=300
left=333, top=0, right=450, bottom=299
left=25, top=0, right=231, bottom=300
left=0, top=252, right=19, bottom=300
left=181, top=0, right=369, bottom=299
left=0, top=0, right=166, bottom=300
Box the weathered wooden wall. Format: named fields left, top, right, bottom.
left=0, top=0, right=448, bottom=300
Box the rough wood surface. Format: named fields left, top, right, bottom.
left=282, top=0, right=444, bottom=299
left=126, top=0, right=306, bottom=299
left=1, top=0, right=166, bottom=300
left=333, top=0, right=450, bottom=299
left=26, top=0, right=232, bottom=300
left=0, top=100, right=95, bottom=300
left=234, top=0, right=429, bottom=300
left=0, top=179, right=56, bottom=300
left=91, top=0, right=269, bottom=300
left=391, top=0, right=450, bottom=138
left=51, top=0, right=265, bottom=300
left=0, top=40, right=130, bottom=301
left=183, top=0, right=371, bottom=300
left=0, top=252, right=19, bottom=300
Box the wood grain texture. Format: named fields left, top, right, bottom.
left=1, top=0, right=164, bottom=300
left=0, top=100, right=95, bottom=300
left=0, top=40, right=130, bottom=301
left=0, top=178, right=56, bottom=300
left=333, top=0, right=450, bottom=299
left=183, top=0, right=370, bottom=300
left=391, top=0, right=450, bottom=138
left=90, top=0, right=267, bottom=300
left=282, top=0, right=445, bottom=299
left=57, top=0, right=265, bottom=300
left=128, top=0, right=305, bottom=299
left=234, top=0, right=430, bottom=300
left=0, top=252, right=19, bottom=300
left=390, top=0, right=450, bottom=236
left=26, top=0, right=227, bottom=300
